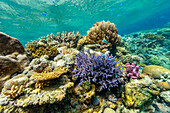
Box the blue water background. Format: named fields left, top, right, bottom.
left=0, top=0, right=170, bottom=46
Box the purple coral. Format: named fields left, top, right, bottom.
left=74, top=51, right=124, bottom=91
left=125, top=63, right=140, bottom=79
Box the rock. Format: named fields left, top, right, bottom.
left=142, top=65, right=170, bottom=79
left=17, top=54, right=30, bottom=69
left=92, top=96, right=100, bottom=106
left=103, top=108, right=115, bottom=113
left=160, top=91, right=170, bottom=103
left=0, top=56, right=22, bottom=90
left=0, top=32, right=25, bottom=55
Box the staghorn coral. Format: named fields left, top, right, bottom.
left=74, top=51, right=123, bottom=92
left=77, top=20, right=121, bottom=51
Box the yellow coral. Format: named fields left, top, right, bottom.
left=31, top=45, right=58, bottom=58
left=81, top=84, right=95, bottom=103
left=31, top=67, right=67, bottom=81
left=27, top=45, right=36, bottom=52
left=2, top=85, right=24, bottom=98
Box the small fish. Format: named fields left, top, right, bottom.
left=102, top=40, right=109, bottom=44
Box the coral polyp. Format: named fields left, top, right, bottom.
left=74, top=51, right=124, bottom=91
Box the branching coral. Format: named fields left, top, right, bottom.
left=2, top=85, right=24, bottom=98
left=77, top=20, right=121, bottom=51
left=74, top=51, right=124, bottom=92
left=125, top=63, right=140, bottom=79
left=1, top=74, right=30, bottom=98
left=32, top=45, right=58, bottom=58
left=26, top=31, right=83, bottom=49
left=52, top=31, right=83, bottom=48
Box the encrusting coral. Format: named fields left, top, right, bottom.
left=77, top=20, right=121, bottom=52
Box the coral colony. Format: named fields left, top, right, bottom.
left=74, top=51, right=124, bottom=91
left=125, top=63, right=140, bottom=79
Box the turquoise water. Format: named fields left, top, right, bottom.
left=0, top=0, right=170, bottom=45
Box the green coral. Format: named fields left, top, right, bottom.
left=148, top=56, right=163, bottom=66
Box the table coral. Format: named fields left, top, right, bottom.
left=31, top=67, right=67, bottom=81
left=77, top=20, right=121, bottom=52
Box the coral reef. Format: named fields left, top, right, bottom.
left=77, top=20, right=121, bottom=52
left=125, top=63, right=140, bottom=79
left=31, top=67, right=67, bottom=81
left=119, top=28, right=170, bottom=69
left=28, top=45, right=58, bottom=59
left=0, top=22, right=169, bottom=113
left=119, top=54, right=143, bottom=65
left=122, top=75, right=159, bottom=108
left=26, top=31, right=83, bottom=48
left=143, top=33, right=165, bottom=42
left=74, top=50, right=123, bottom=91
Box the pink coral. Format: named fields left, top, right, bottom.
left=125, top=63, right=140, bottom=79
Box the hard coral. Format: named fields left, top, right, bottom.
left=74, top=51, right=123, bottom=92
left=54, top=31, right=83, bottom=48
left=125, top=63, right=140, bottom=79
left=77, top=20, right=121, bottom=51
left=33, top=45, right=58, bottom=58
left=143, top=33, right=165, bottom=42
left=31, top=67, right=67, bottom=81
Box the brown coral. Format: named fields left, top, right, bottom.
left=31, top=67, right=67, bottom=81
left=53, top=31, right=83, bottom=48
left=77, top=20, right=121, bottom=51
